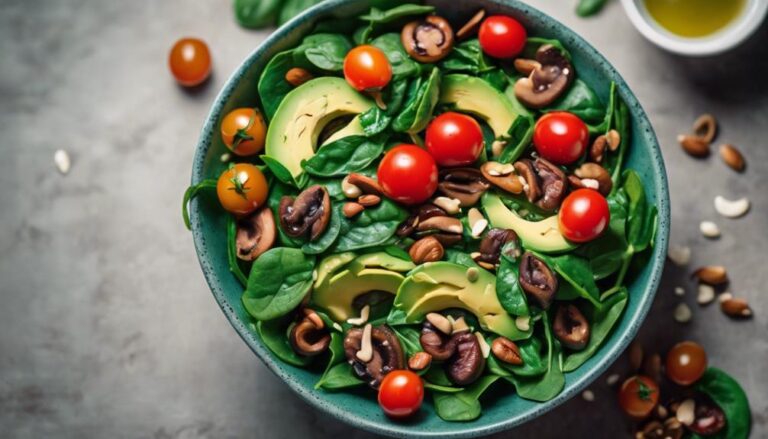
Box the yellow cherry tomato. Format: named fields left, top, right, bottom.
left=221, top=108, right=267, bottom=156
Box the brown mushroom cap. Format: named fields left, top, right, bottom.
left=513, top=159, right=541, bottom=203
left=552, top=304, right=590, bottom=351
left=289, top=318, right=331, bottom=356
left=534, top=158, right=567, bottom=211
left=402, top=16, right=455, bottom=63
left=420, top=322, right=457, bottom=361
left=343, top=325, right=405, bottom=388
left=445, top=332, right=485, bottom=385
left=518, top=251, right=559, bottom=309
left=236, top=207, right=276, bottom=261
left=278, top=185, right=331, bottom=241
left=476, top=228, right=519, bottom=265
left=438, top=168, right=491, bottom=207
left=480, top=162, right=524, bottom=195
left=397, top=203, right=447, bottom=237
left=687, top=394, right=726, bottom=436
left=514, top=44, right=574, bottom=109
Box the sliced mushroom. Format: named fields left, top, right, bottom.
left=402, top=16, right=455, bottom=63
left=396, top=203, right=446, bottom=237
left=514, top=159, right=541, bottom=202
left=514, top=158, right=567, bottom=211
left=553, top=304, right=590, bottom=350
left=344, top=325, right=405, bottom=388
left=481, top=161, right=524, bottom=194
left=420, top=321, right=457, bottom=361
left=290, top=315, right=331, bottom=357
left=514, top=44, right=574, bottom=109
left=417, top=216, right=463, bottom=235
left=438, top=168, right=491, bottom=207
left=236, top=207, right=276, bottom=261
left=278, top=185, right=331, bottom=241
left=445, top=331, right=485, bottom=385
left=475, top=228, right=519, bottom=265
left=519, top=251, right=559, bottom=309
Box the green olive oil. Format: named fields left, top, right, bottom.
left=644, top=0, right=746, bottom=38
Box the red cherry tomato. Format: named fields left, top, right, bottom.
left=425, top=112, right=485, bottom=167
left=378, top=370, right=424, bottom=418
left=666, top=341, right=708, bottom=386
left=559, top=189, right=610, bottom=243
left=378, top=145, right=438, bottom=205
left=533, top=112, right=589, bottom=165
left=478, top=15, right=528, bottom=59
left=343, top=45, right=392, bottom=92
left=169, top=38, right=211, bottom=87
left=618, top=375, right=659, bottom=420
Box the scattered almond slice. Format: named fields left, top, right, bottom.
left=347, top=304, right=370, bottom=326
left=667, top=245, right=691, bottom=266
left=699, top=221, right=720, bottom=239
left=676, top=399, right=696, bottom=426
left=697, top=284, right=716, bottom=305
left=515, top=315, right=530, bottom=332
left=714, top=196, right=750, bottom=219
left=582, top=390, right=595, bottom=402
left=475, top=332, right=490, bottom=358
left=606, top=374, right=621, bottom=386
left=54, top=149, right=71, bottom=174
left=674, top=286, right=686, bottom=296
left=674, top=303, right=692, bottom=323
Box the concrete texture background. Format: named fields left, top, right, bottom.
left=0, top=0, right=766, bottom=437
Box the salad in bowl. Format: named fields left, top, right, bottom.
left=184, top=0, right=667, bottom=432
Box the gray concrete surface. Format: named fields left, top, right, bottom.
left=1, top=0, right=766, bottom=438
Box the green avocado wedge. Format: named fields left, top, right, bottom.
left=482, top=193, right=576, bottom=253
left=440, top=74, right=519, bottom=141
left=389, top=262, right=530, bottom=340
left=264, top=77, right=374, bottom=178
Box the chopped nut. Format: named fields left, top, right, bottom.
left=491, top=337, right=523, bottom=365
left=451, top=316, right=470, bottom=334
left=475, top=332, right=491, bottom=358
left=456, top=9, right=486, bottom=39
left=714, top=195, right=750, bottom=218
left=285, top=67, right=314, bottom=87
left=358, top=194, right=381, bottom=207
left=582, top=390, right=595, bottom=402
left=515, top=315, right=531, bottom=332
left=54, top=149, right=71, bottom=174
left=343, top=202, right=364, bottom=218
left=468, top=208, right=488, bottom=238
left=355, top=323, right=374, bottom=363
left=676, top=399, right=696, bottom=426
left=699, top=221, right=720, bottom=239
left=408, top=352, right=432, bottom=371
left=433, top=196, right=462, bottom=214
left=697, top=284, right=716, bottom=305
left=590, top=135, right=608, bottom=163
left=667, top=245, right=691, bottom=266
left=719, top=144, right=745, bottom=172
left=678, top=134, right=710, bottom=157
left=409, top=236, right=444, bottom=264
left=674, top=303, right=692, bottom=323
left=606, top=129, right=621, bottom=151
left=674, top=286, right=686, bottom=296
left=341, top=176, right=362, bottom=199
left=719, top=294, right=752, bottom=318
left=347, top=173, right=383, bottom=196
left=606, top=374, right=621, bottom=386
left=692, top=266, right=728, bottom=285
left=426, top=312, right=453, bottom=335
left=347, top=304, right=371, bottom=326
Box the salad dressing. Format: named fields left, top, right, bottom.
left=643, top=0, right=746, bottom=38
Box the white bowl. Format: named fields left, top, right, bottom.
left=620, top=0, right=768, bottom=56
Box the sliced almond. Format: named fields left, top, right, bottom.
left=475, top=332, right=491, bottom=358
left=678, top=134, right=710, bottom=157
left=451, top=316, right=470, bottom=334
left=667, top=245, right=691, bottom=266
left=355, top=323, right=373, bottom=362
left=692, top=266, right=728, bottom=285
left=491, top=140, right=507, bottom=157
left=676, top=399, right=696, bottom=426
left=582, top=389, right=595, bottom=402
left=468, top=208, right=488, bottom=238
left=719, top=144, right=745, bottom=172
left=699, top=221, right=720, bottom=239
left=433, top=196, right=461, bottom=215
left=456, top=9, right=486, bottom=39
left=674, top=303, right=692, bottom=323
left=714, top=196, right=750, bottom=218
left=515, top=315, right=531, bottom=332
left=697, top=284, right=716, bottom=305
left=606, top=129, right=621, bottom=151
left=674, top=286, right=686, bottom=296
left=606, top=374, right=621, bottom=386
left=347, top=304, right=371, bottom=326
left=54, top=149, right=71, bottom=174
left=426, top=312, right=452, bottom=335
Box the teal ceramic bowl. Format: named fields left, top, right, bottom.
left=189, top=0, right=670, bottom=436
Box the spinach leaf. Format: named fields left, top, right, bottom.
left=242, top=248, right=315, bottom=320
left=392, top=67, right=441, bottom=134
left=359, top=79, right=410, bottom=136
left=498, top=115, right=535, bottom=163
left=480, top=69, right=509, bottom=91
left=624, top=170, right=655, bottom=252
left=433, top=375, right=501, bottom=421
left=392, top=325, right=422, bottom=357
left=577, top=0, right=609, bottom=17
left=301, top=204, right=342, bottom=254
left=503, top=336, right=548, bottom=377
left=227, top=215, right=249, bottom=286
left=508, top=312, right=565, bottom=401
left=333, top=199, right=408, bottom=252
left=317, top=362, right=364, bottom=390
left=607, top=98, right=631, bottom=186
left=360, top=4, right=435, bottom=23
left=523, top=37, right=572, bottom=61
left=371, top=33, right=421, bottom=80
left=297, top=33, right=352, bottom=72
left=577, top=189, right=629, bottom=280
left=303, top=175, right=345, bottom=201
left=543, top=79, right=606, bottom=124
left=535, top=253, right=602, bottom=308
left=563, top=289, right=628, bottom=371
left=261, top=155, right=299, bottom=187
left=496, top=241, right=530, bottom=316
left=444, top=249, right=482, bottom=270
left=258, top=51, right=300, bottom=121
left=182, top=179, right=217, bottom=230
left=233, top=0, right=281, bottom=29
left=425, top=382, right=465, bottom=393
left=439, top=39, right=495, bottom=74
left=424, top=366, right=454, bottom=387
left=278, top=0, right=325, bottom=25
left=257, top=318, right=313, bottom=367
left=693, top=368, right=751, bottom=439
left=301, top=134, right=386, bottom=177
left=315, top=332, right=356, bottom=389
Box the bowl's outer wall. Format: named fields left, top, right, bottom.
left=190, top=0, right=670, bottom=437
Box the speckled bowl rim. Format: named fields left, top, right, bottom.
left=189, top=1, right=670, bottom=437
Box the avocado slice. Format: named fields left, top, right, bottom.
left=439, top=74, right=519, bottom=140
left=313, top=252, right=415, bottom=322
left=265, top=77, right=374, bottom=178
left=320, top=116, right=365, bottom=146
left=482, top=193, right=576, bottom=253
left=392, top=262, right=528, bottom=340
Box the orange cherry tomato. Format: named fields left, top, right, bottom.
left=221, top=108, right=267, bottom=156
left=169, top=38, right=212, bottom=87
left=216, top=164, right=268, bottom=216
left=618, top=375, right=659, bottom=420
left=378, top=370, right=424, bottom=418
left=343, top=45, right=392, bottom=92
left=666, top=341, right=708, bottom=386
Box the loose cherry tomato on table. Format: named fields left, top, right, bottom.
left=425, top=112, right=484, bottom=167
left=666, top=341, right=708, bottom=386
left=559, top=189, right=610, bottom=243
left=221, top=108, right=267, bottom=156
left=618, top=375, right=659, bottom=420
left=169, top=38, right=212, bottom=87
left=343, top=45, right=392, bottom=92
left=378, top=370, right=424, bottom=418
left=378, top=144, right=438, bottom=205
left=216, top=164, right=268, bottom=216
left=478, top=15, right=527, bottom=59
left=533, top=112, right=590, bottom=165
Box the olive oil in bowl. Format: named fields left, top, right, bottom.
left=644, top=0, right=746, bottom=38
